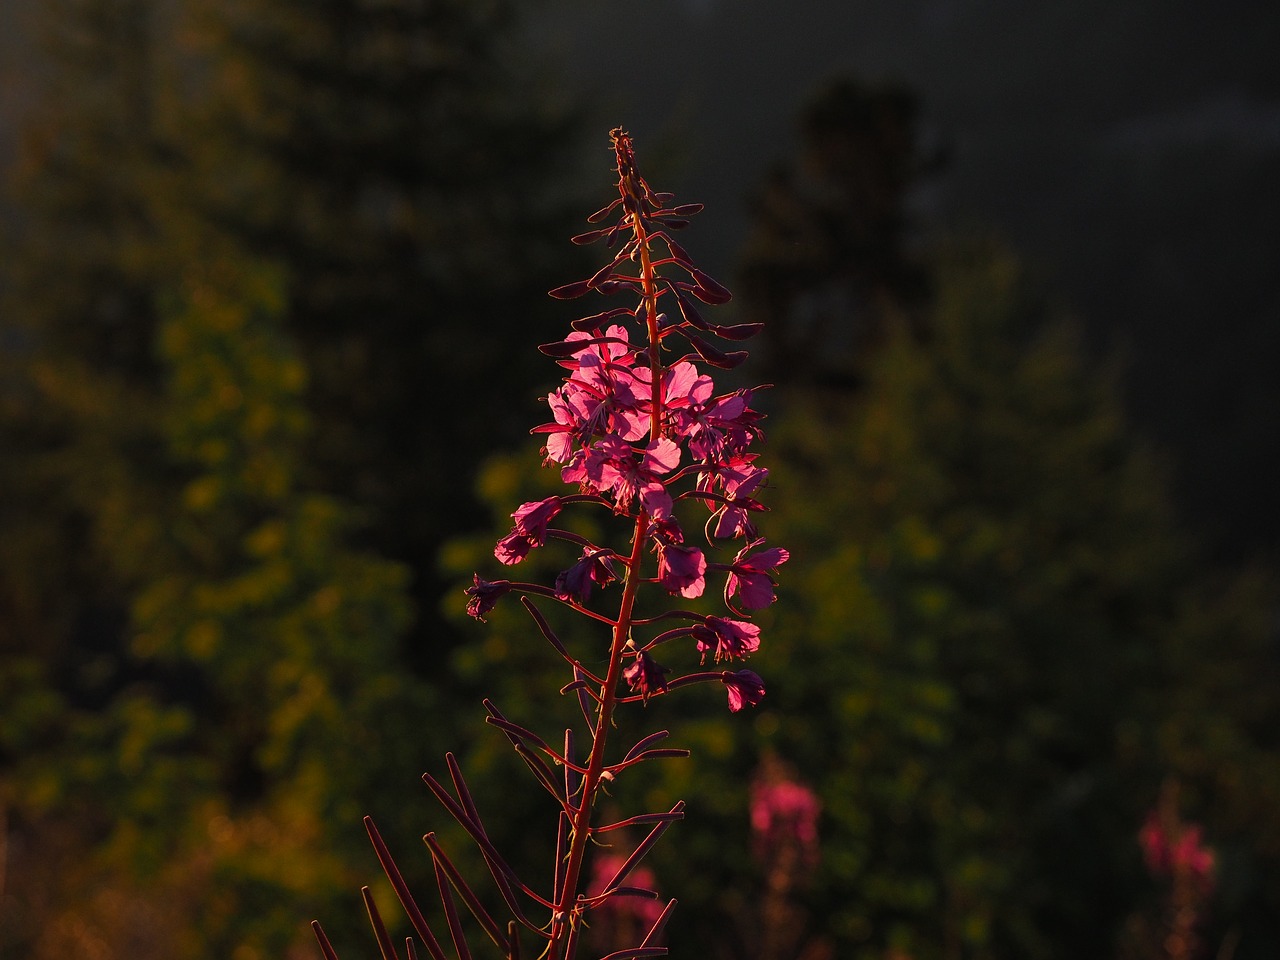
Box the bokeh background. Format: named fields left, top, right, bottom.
left=1, top=1, right=1277, bottom=958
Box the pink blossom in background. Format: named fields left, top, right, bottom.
left=751, top=771, right=822, bottom=868
left=1140, top=808, right=1215, bottom=889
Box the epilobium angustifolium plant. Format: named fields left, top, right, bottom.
left=312, top=129, right=788, bottom=960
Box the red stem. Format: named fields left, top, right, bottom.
left=548, top=151, right=665, bottom=960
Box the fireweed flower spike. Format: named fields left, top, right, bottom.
left=315, top=129, right=789, bottom=960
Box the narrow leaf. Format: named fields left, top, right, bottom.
left=595, top=809, right=686, bottom=833
left=621, top=730, right=670, bottom=764
left=602, top=802, right=685, bottom=894
left=312, top=921, right=342, bottom=960
left=434, top=858, right=473, bottom=960
left=424, top=833, right=510, bottom=954
left=514, top=742, right=570, bottom=806
left=520, top=596, right=571, bottom=658
left=564, top=730, right=580, bottom=804
left=446, top=754, right=484, bottom=837
left=640, top=900, right=678, bottom=948
left=364, top=817, right=450, bottom=960
left=553, top=811, right=569, bottom=904
left=599, top=948, right=667, bottom=960
left=363, top=885, right=402, bottom=960
left=615, top=748, right=691, bottom=768
left=421, top=772, right=556, bottom=917
left=573, top=664, right=594, bottom=728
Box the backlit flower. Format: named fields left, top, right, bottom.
left=692, top=616, right=761, bottom=663
left=724, top=539, right=789, bottom=611
left=722, top=669, right=765, bottom=712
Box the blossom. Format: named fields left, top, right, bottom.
left=554, top=548, right=619, bottom=604
left=707, top=460, right=767, bottom=540
left=724, top=539, right=790, bottom=610
left=596, top=436, right=681, bottom=518
left=536, top=325, right=648, bottom=463
left=655, top=541, right=706, bottom=598
left=673, top=384, right=763, bottom=462
left=494, top=497, right=563, bottom=565
left=464, top=575, right=512, bottom=621
left=624, top=652, right=670, bottom=701
left=692, top=616, right=761, bottom=663
left=722, top=669, right=765, bottom=712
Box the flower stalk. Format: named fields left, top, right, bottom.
left=316, top=129, right=789, bottom=960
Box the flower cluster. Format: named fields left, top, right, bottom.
left=468, top=128, right=787, bottom=713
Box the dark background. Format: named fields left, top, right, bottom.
left=524, top=0, right=1280, bottom=562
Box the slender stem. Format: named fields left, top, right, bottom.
left=547, top=158, right=666, bottom=960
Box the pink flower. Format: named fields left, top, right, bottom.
left=655, top=541, right=707, bottom=598
left=674, top=385, right=763, bottom=462
left=596, top=436, right=681, bottom=518
left=692, top=616, right=761, bottom=663
left=624, top=651, right=670, bottom=702
left=464, top=575, right=512, bottom=621
left=537, top=325, right=649, bottom=461
left=723, top=669, right=765, bottom=712
left=724, top=539, right=790, bottom=611
left=494, top=497, right=563, bottom=565
left=708, top=461, right=767, bottom=540
left=554, top=548, right=618, bottom=604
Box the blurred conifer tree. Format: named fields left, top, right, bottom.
left=737, top=76, right=940, bottom=391
left=0, top=0, right=582, bottom=955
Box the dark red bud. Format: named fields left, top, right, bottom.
left=571, top=227, right=614, bottom=245
left=674, top=292, right=710, bottom=330
left=686, top=331, right=747, bottom=369
left=665, top=238, right=694, bottom=265
left=594, top=279, right=641, bottom=296
left=687, top=268, right=733, bottom=304
left=549, top=280, right=592, bottom=300
left=538, top=335, right=632, bottom=357
left=708, top=321, right=764, bottom=341
left=665, top=203, right=704, bottom=217
left=586, top=259, right=619, bottom=288
left=569, top=306, right=635, bottom=332
left=587, top=197, right=623, bottom=223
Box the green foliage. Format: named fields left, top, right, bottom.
left=757, top=243, right=1279, bottom=959
left=1, top=0, right=581, bottom=954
